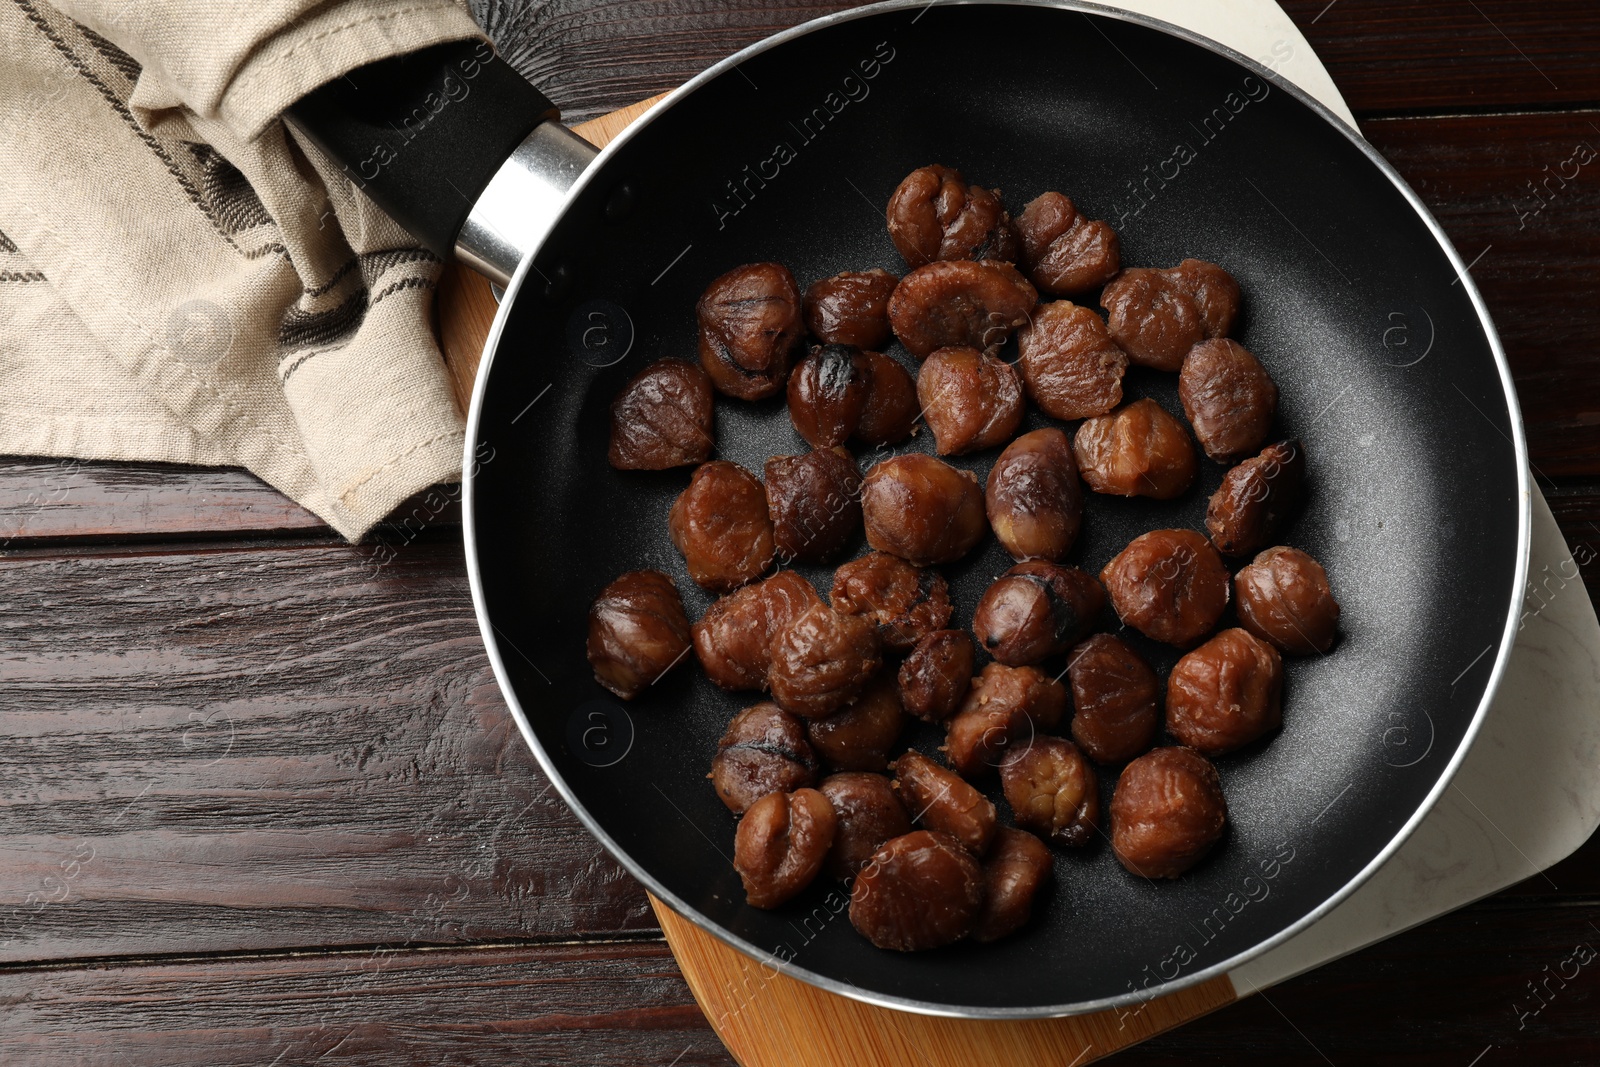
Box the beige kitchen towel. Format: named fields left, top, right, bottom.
left=0, top=0, right=487, bottom=539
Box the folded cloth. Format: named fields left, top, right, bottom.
left=0, top=0, right=486, bottom=539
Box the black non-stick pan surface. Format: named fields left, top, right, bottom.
left=463, top=0, right=1529, bottom=1017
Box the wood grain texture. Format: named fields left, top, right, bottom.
left=654, top=898, right=1235, bottom=1067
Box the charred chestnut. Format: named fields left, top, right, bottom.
left=765, top=447, right=863, bottom=564
left=693, top=571, right=821, bottom=691
left=1110, top=747, right=1227, bottom=879
left=861, top=454, right=988, bottom=566
left=972, top=561, right=1105, bottom=666
left=892, top=749, right=996, bottom=856
left=735, top=788, right=837, bottom=908
left=586, top=570, right=692, bottom=700
left=831, top=551, right=953, bottom=652
left=1015, top=191, right=1120, bottom=295
left=888, top=260, right=1038, bottom=359
left=768, top=604, right=883, bottom=719
left=788, top=344, right=870, bottom=449
left=1073, top=397, right=1198, bottom=500
left=1179, top=339, right=1278, bottom=464
left=971, top=826, right=1054, bottom=943
left=607, top=359, right=715, bottom=470
left=1235, top=546, right=1340, bottom=655
left=916, top=345, right=1025, bottom=455
left=898, top=629, right=976, bottom=723
left=1206, top=439, right=1304, bottom=557
left=669, top=461, right=776, bottom=593
left=711, top=702, right=818, bottom=813
left=885, top=164, right=1019, bottom=267
left=850, top=829, right=983, bottom=950
left=1015, top=301, right=1128, bottom=420
left=1101, top=529, right=1230, bottom=648
left=819, top=772, right=913, bottom=881
left=804, top=268, right=898, bottom=349
left=999, top=735, right=1100, bottom=848
left=985, top=428, right=1083, bottom=563
left=696, top=262, right=804, bottom=400
left=1167, top=628, right=1284, bottom=755
left=1067, top=634, right=1160, bottom=764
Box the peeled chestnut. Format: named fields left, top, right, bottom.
left=669, top=461, right=775, bottom=592
left=892, top=749, right=996, bottom=856
left=1207, top=439, right=1304, bottom=557
left=768, top=604, right=883, bottom=719
left=855, top=350, right=920, bottom=445
left=898, top=629, right=976, bottom=723
left=693, top=571, right=821, bottom=691
left=806, top=674, right=908, bottom=772
left=985, top=427, right=1083, bottom=563
left=696, top=262, right=803, bottom=400
left=804, top=268, right=897, bottom=349
left=586, top=570, right=692, bottom=700
left=831, top=551, right=953, bottom=652
left=885, top=164, right=1019, bottom=267
left=916, top=345, right=1025, bottom=455
left=972, top=561, right=1105, bottom=666
left=1102, top=259, right=1240, bottom=371
left=1235, top=545, right=1340, bottom=655
left=788, top=344, right=870, bottom=448
left=1167, top=628, right=1284, bottom=755
left=1101, top=529, right=1230, bottom=648
left=765, top=447, right=863, bottom=564
left=861, top=454, right=988, bottom=566
left=945, top=662, right=1067, bottom=777
left=711, top=702, right=817, bottom=813
left=850, top=829, right=983, bottom=950
left=819, top=772, right=912, bottom=881
left=734, top=788, right=837, bottom=908
left=1110, top=747, right=1227, bottom=879
left=1067, top=634, right=1160, bottom=764
left=1015, top=191, right=1120, bottom=296
left=888, top=259, right=1038, bottom=359
left=1015, top=301, right=1128, bottom=420
left=1179, top=339, right=1278, bottom=464
left=999, top=735, right=1100, bottom=848
left=971, top=826, right=1054, bottom=943
left=1073, top=398, right=1198, bottom=500
left=607, top=359, right=714, bottom=470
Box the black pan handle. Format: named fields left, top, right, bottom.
left=287, top=40, right=599, bottom=285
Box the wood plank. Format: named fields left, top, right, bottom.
left=0, top=539, right=652, bottom=961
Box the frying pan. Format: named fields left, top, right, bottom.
left=289, top=0, right=1530, bottom=1017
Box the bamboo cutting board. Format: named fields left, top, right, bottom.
left=435, top=95, right=1242, bottom=1066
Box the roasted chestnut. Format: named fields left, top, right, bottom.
left=1101, top=529, right=1230, bottom=648
left=768, top=604, right=883, bottom=719
left=892, top=749, right=997, bottom=856
left=1067, top=634, right=1160, bottom=764
left=607, top=359, right=714, bottom=470
left=985, top=428, right=1083, bottom=563
left=861, top=454, right=988, bottom=566
left=972, top=561, right=1105, bottom=666
left=999, top=735, right=1100, bottom=848
left=855, top=350, right=920, bottom=445
left=711, top=702, right=818, bottom=813
left=1206, top=439, right=1304, bottom=557
left=850, top=829, right=983, bottom=950
left=831, top=551, right=953, bottom=652
left=696, top=262, right=804, bottom=400
left=898, top=629, right=976, bottom=724
left=692, top=571, right=821, bottom=691
left=1015, top=191, right=1120, bottom=295
left=734, top=788, right=836, bottom=908
left=1235, top=545, right=1340, bottom=655
left=887, top=259, right=1038, bottom=359
left=788, top=344, right=870, bottom=448
left=946, top=662, right=1067, bottom=777
left=806, top=674, right=908, bottom=772
left=1179, top=339, right=1278, bottom=464
left=1015, top=300, right=1128, bottom=420
left=1167, top=628, right=1284, bottom=755
left=804, top=268, right=898, bottom=349
left=970, top=826, right=1054, bottom=943
left=916, top=345, right=1025, bottom=455
left=885, top=164, right=1019, bottom=267
left=1110, top=747, right=1227, bottom=879
left=1073, top=397, right=1198, bottom=500
left=669, top=461, right=775, bottom=592
left=765, top=447, right=863, bottom=564
left=586, top=570, right=692, bottom=700
left=819, top=772, right=913, bottom=881
left=1102, top=259, right=1240, bottom=371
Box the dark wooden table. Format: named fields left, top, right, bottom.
left=4, top=2, right=1599, bottom=1063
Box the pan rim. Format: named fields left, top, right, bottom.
left=462, top=0, right=1533, bottom=1019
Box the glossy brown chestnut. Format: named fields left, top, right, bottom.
left=1101, top=529, right=1231, bottom=648
left=970, top=826, right=1054, bottom=943
left=861, top=454, right=988, bottom=566
left=916, top=345, right=1025, bottom=455
left=1167, top=628, right=1284, bottom=755
left=1073, top=397, right=1198, bottom=500
left=805, top=673, right=908, bottom=772
left=1102, top=259, right=1240, bottom=371
left=985, top=428, right=1083, bottom=563
left=586, top=570, right=692, bottom=700
left=1067, top=634, right=1160, bottom=764
left=669, top=461, right=775, bottom=593
left=1015, top=300, right=1128, bottom=420
left=855, top=350, right=920, bottom=445
left=768, top=604, right=883, bottom=719
left=734, top=788, right=837, bottom=908
left=710, top=702, right=818, bottom=813
left=765, top=447, right=863, bottom=564
left=849, top=829, right=983, bottom=951
left=1235, top=545, right=1340, bottom=655
left=887, top=259, right=1038, bottom=359
left=999, top=735, right=1100, bottom=848
left=692, top=571, right=822, bottom=691
left=891, top=749, right=997, bottom=856
left=607, top=359, right=715, bottom=470
left=820, top=772, right=913, bottom=881
left=1110, top=747, right=1228, bottom=879
left=885, top=164, right=1019, bottom=267
left=1206, top=439, right=1305, bottom=557
left=898, top=629, right=976, bottom=723
left=803, top=268, right=898, bottom=349
left=1015, top=191, right=1120, bottom=295
left=945, top=662, right=1067, bottom=777
left=1179, top=338, right=1279, bottom=464
left=831, top=551, right=953, bottom=652
left=696, top=262, right=804, bottom=400
left=787, top=344, right=870, bottom=448
left=972, top=561, right=1105, bottom=666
